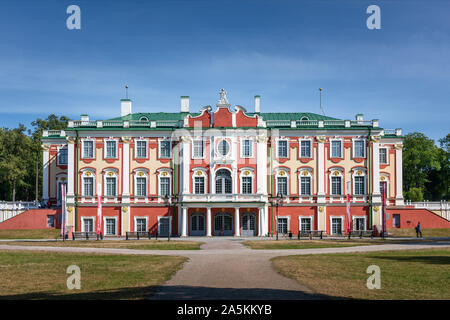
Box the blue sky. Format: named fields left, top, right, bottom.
left=0, top=0, right=449, bottom=142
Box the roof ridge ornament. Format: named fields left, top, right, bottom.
left=217, top=88, right=230, bottom=107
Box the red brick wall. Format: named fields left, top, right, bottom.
left=0, top=209, right=60, bottom=229
left=386, top=208, right=450, bottom=229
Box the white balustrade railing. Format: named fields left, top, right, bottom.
left=0, top=201, right=40, bottom=223
left=405, top=200, right=450, bottom=221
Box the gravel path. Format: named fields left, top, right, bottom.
left=1, top=239, right=449, bottom=300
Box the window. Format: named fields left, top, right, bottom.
left=84, top=177, right=94, bottom=196
left=58, top=147, right=68, bottom=165
left=278, top=140, right=288, bottom=158
left=277, top=177, right=288, bottom=196
left=300, top=218, right=312, bottom=231
left=160, top=177, right=170, bottom=196
left=242, top=139, right=252, bottom=157
left=136, top=140, right=147, bottom=158
left=83, top=218, right=94, bottom=232
left=331, top=140, right=342, bottom=158
left=300, top=177, right=311, bottom=196
left=106, top=140, right=117, bottom=158
left=194, top=177, right=205, bottom=194
left=242, top=176, right=252, bottom=194
left=160, top=140, right=171, bottom=158
left=353, top=218, right=366, bottom=231
left=300, top=140, right=311, bottom=158
left=83, top=140, right=94, bottom=158
left=215, top=169, right=232, bottom=194
left=136, top=177, right=147, bottom=197
left=379, top=148, right=387, bottom=164
left=105, top=218, right=116, bottom=235
left=193, top=140, right=204, bottom=158
left=47, top=215, right=55, bottom=228
left=354, top=176, right=365, bottom=195
left=331, top=218, right=342, bottom=235
left=331, top=176, right=342, bottom=195
left=354, top=140, right=365, bottom=158
left=277, top=217, right=288, bottom=234
left=218, top=140, right=230, bottom=156
left=106, top=177, right=116, bottom=196
left=136, top=218, right=147, bottom=232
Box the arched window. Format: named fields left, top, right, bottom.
left=215, top=169, right=232, bottom=194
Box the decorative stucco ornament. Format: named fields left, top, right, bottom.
left=217, top=88, right=230, bottom=106
left=394, top=143, right=403, bottom=150
left=121, top=136, right=131, bottom=143
left=122, top=206, right=128, bottom=213
left=316, top=136, right=326, bottom=143
left=371, top=135, right=381, bottom=142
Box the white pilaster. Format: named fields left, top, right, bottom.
left=122, top=141, right=130, bottom=202
left=67, top=141, right=75, bottom=202
left=206, top=207, right=212, bottom=236
left=372, top=142, right=381, bottom=196
left=395, top=146, right=404, bottom=205
left=317, top=141, right=326, bottom=203
left=258, top=207, right=263, bottom=236
left=257, top=136, right=268, bottom=195
left=181, top=138, right=190, bottom=195
left=234, top=207, right=240, bottom=236
left=42, top=147, right=50, bottom=200
left=177, top=206, right=182, bottom=235
left=181, top=207, right=188, bottom=236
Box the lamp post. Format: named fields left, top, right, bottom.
left=269, top=191, right=284, bottom=241
left=170, top=194, right=179, bottom=241
left=164, top=194, right=170, bottom=241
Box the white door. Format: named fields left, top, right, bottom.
left=241, top=213, right=256, bottom=237
left=190, top=213, right=206, bottom=236
left=214, top=213, right=233, bottom=236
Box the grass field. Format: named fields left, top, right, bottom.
left=0, top=250, right=187, bottom=299
left=387, top=228, right=450, bottom=238
left=272, top=248, right=450, bottom=299
left=0, top=229, right=61, bottom=239
left=242, top=240, right=380, bottom=249
left=4, top=240, right=203, bottom=250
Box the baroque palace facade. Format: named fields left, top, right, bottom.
left=41, top=89, right=404, bottom=237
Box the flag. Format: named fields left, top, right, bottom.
left=96, top=183, right=102, bottom=235
left=61, top=184, right=66, bottom=238
left=346, top=181, right=351, bottom=234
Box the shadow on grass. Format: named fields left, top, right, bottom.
left=0, top=285, right=343, bottom=300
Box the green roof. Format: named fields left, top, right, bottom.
left=259, top=112, right=339, bottom=121
left=108, top=112, right=188, bottom=121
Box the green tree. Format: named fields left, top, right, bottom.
left=402, top=132, right=441, bottom=201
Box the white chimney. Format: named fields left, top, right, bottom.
left=181, top=96, right=190, bottom=113
left=121, top=99, right=132, bottom=117
left=254, top=95, right=261, bottom=113
left=356, top=114, right=364, bottom=123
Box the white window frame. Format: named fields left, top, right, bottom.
left=134, top=216, right=148, bottom=232
left=276, top=216, right=290, bottom=234
left=299, top=139, right=312, bottom=158
left=157, top=216, right=172, bottom=235
left=81, top=169, right=96, bottom=197
left=103, top=169, right=118, bottom=197
left=329, top=169, right=344, bottom=196
left=103, top=216, right=118, bottom=236
left=81, top=217, right=95, bottom=232
left=216, top=139, right=231, bottom=157
left=240, top=138, right=253, bottom=158
left=330, top=139, right=343, bottom=158
left=379, top=147, right=388, bottom=165
left=239, top=168, right=254, bottom=194
left=192, top=168, right=207, bottom=194
left=298, top=216, right=313, bottom=231
left=352, top=168, right=367, bottom=196
left=353, top=138, right=366, bottom=158
left=81, top=139, right=95, bottom=159
left=192, top=139, right=205, bottom=159
left=157, top=169, right=172, bottom=197
left=330, top=216, right=344, bottom=235
left=57, top=145, right=68, bottom=165
left=104, top=138, right=118, bottom=159
left=134, top=169, right=149, bottom=198
left=352, top=216, right=367, bottom=231
left=135, top=138, right=148, bottom=159
left=298, top=169, right=313, bottom=196
left=275, top=169, right=289, bottom=196
left=276, top=139, right=289, bottom=159
left=159, top=138, right=172, bottom=159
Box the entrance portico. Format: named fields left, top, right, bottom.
left=178, top=204, right=267, bottom=237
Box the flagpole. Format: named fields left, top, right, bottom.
left=97, top=183, right=103, bottom=239
left=346, top=181, right=351, bottom=235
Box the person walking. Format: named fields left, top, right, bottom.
left=415, top=222, right=423, bottom=238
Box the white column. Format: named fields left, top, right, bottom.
left=206, top=207, right=212, bottom=236
left=181, top=207, right=188, bottom=237
left=122, top=140, right=130, bottom=201
left=234, top=207, right=240, bottom=236
left=317, top=141, right=325, bottom=203
left=395, top=146, right=404, bottom=205
left=177, top=206, right=182, bottom=235
left=181, top=138, right=190, bottom=195
left=258, top=207, right=263, bottom=236
left=372, top=142, right=381, bottom=196
left=257, top=137, right=268, bottom=195
left=42, top=147, right=50, bottom=200
left=67, top=141, right=75, bottom=202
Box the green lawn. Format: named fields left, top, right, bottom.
left=0, top=250, right=187, bottom=299
left=0, top=229, right=61, bottom=239
left=4, top=240, right=203, bottom=250
left=272, top=248, right=450, bottom=299
left=387, top=228, right=450, bottom=238
left=243, top=239, right=381, bottom=250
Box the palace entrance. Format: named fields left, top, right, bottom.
left=214, top=212, right=233, bottom=236
left=241, top=212, right=256, bottom=236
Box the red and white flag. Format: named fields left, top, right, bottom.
left=96, top=183, right=102, bottom=235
